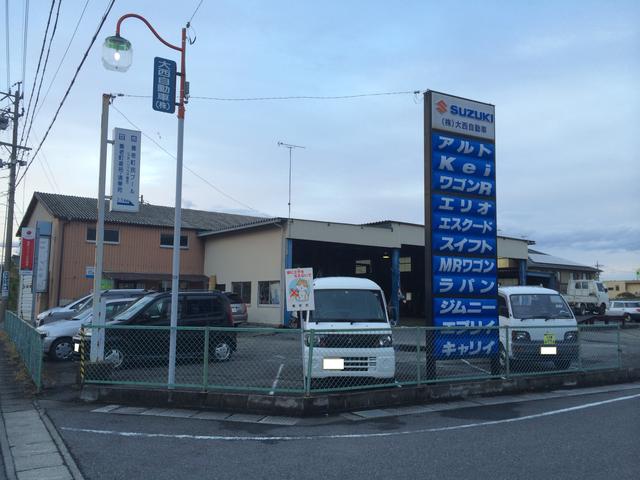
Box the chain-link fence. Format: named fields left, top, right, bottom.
left=79, top=323, right=639, bottom=394
left=2, top=311, right=43, bottom=391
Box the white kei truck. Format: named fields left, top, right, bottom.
left=561, top=280, right=609, bottom=316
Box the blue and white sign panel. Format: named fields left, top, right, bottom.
left=152, top=57, right=176, bottom=114
left=426, top=91, right=497, bottom=359
left=110, top=128, right=141, bottom=213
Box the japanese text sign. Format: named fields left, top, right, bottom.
left=152, top=57, right=176, bottom=114
left=285, top=268, right=315, bottom=311
left=110, top=128, right=142, bottom=213
left=426, top=91, right=497, bottom=359
left=20, top=227, right=35, bottom=271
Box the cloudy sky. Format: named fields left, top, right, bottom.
left=2, top=0, right=639, bottom=280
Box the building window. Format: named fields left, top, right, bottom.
left=232, top=281, right=252, bottom=304
left=400, top=256, right=412, bottom=272
left=258, top=280, right=280, bottom=305
left=160, top=233, right=189, bottom=248
left=615, top=285, right=620, bottom=291
left=86, top=227, right=119, bottom=244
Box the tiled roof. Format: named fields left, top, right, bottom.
left=528, top=251, right=599, bottom=272
left=23, top=192, right=266, bottom=231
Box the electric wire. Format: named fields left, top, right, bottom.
left=15, top=0, right=117, bottom=188
left=117, top=90, right=421, bottom=102
left=21, top=0, right=30, bottom=89
left=34, top=0, right=91, bottom=120
left=4, top=0, right=10, bottom=90
left=187, top=0, right=204, bottom=24
left=19, top=0, right=63, bottom=167
left=110, top=103, right=269, bottom=216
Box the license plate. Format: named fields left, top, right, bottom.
left=540, top=346, right=557, bottom=355
left=323, top=358, right=344, bottom=370
left=543, top=333, right=556, bottom=345
left=74, top=343, right=80, bottom=353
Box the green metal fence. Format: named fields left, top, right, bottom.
left=2, top=311, right=43, bottom=392
left=79, top=322, right=639, bottom=395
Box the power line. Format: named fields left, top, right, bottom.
left=15, top=0, right=117, bottom=188
left=187, top=0, right=204, bottom=24
left=110, top=103, right=269, bottom=216
left=117, top=90, right=421, bottom=102
left=33, top=0, right=91, bottom=120
left=4, top=0, right=9, bottom=90
left=19, top=0, right=63, bottom=167
left=21, top=0, right=30, bottom=88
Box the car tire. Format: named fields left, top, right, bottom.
left=104, top=347, right=126, bottom=369
left=598, top=303, right=606, bottom=315
left=49, top=337, right=74, bottom=361
left=211, top=339, right=232, bottom=362
left=623, top=313, right=631, bottom=325
left=575, top=304, right=585, bottom=316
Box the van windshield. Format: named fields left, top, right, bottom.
left=596, top=282, right=606, bottom=293
left=510, top=294, right=573, bottom=319
left=309, top=289, right=387, bottom=323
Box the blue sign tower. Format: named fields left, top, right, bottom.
left=425, top=91, right=497, bottom=371
left=152, top=57, right=177, bottom=114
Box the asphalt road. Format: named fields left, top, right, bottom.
left=44, top=383, right=640, bottom=480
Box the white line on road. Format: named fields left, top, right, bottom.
left=461, top=359, right=491, bottom=374
left=269, top=364, right=285, bottom=395
left=62, top=392, right=640, bottom=442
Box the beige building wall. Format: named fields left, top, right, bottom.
left=604, top=280, right=640, bottom=297
left=204, top=226, right=283, bottom=326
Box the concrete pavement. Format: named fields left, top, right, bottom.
left=0, top=335, right=82, bottom=480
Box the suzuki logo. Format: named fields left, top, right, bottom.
left=436, top=100, right=447, bottom=114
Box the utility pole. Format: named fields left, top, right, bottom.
left=277, top=141, right=305, bottom=223
left=0, top=83, right=28, bottom=321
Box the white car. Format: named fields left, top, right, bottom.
left=37, top=297, right=138, bottom=360
left=302, top=277, right=395, bottom=383
left=607, top=300, right=640, bottom=323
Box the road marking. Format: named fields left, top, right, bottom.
left=63, top=392, right=640, bottom=442
left=461, top=359, right=491, bottom=374
left=269, top=363, right=284, bottom=395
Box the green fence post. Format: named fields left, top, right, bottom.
left=202, top=327, right=210, bottom=391
left=305, top=331, right=314, bottom=395
left=505, top=325, right=510, bottom=379
left=616, top=323, right=621, bottom=370
left=577, top=326, right=583, bottom=371
left=416, top=328, right=421, bottom=385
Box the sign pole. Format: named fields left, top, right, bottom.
left=424, top=91, right=436, bottom=378
left=90, top=93, right=112, bottom=362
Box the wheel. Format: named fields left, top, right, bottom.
left=553, top=358, right=571, bottom=370
left=598, top=304, right=606, bottom=315
left=491, top=343, right=507, bottom=375
left=48, top=337, right=73, bottom=361
left=576, top=304, right=585, bottom=316
left=104, top=347, right=126, bottom=369
left=623, top=313, right=631, bottom=325
left=210, top=339, right=232, bottom=362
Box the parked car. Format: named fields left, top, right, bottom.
left=73, top=291, right=235, bottom=368
left=607, top=300, right=640, bottom=323
left=498, top=286, right=578, bottom=371
left=224, top=292, right=248, bottom=325
left=301, top=277, right=395, bottom=382
left=37, top=297, right=138, bottom=361
left=36, top=289, right=153, bottom=326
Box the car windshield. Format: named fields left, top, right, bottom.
left=309, top=289, right=387, bottom=323
left=112, top=295, right=156, bottom=322
left=510, top=294, right=573, bottom=319
left=596, top=283, right=606, bottom=292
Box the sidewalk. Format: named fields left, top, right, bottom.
left=0, top=334, right=82, bottom=480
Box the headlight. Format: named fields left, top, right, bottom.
left=378, top=334, right=393, bottom=347
left=511, top=330, right=530, bottom=342
left=564, top=331, right=578, bottom=341
left=37, top=329, right=49, bottom=338
left=304, top=333, right=327, bottom=347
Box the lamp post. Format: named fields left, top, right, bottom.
left=103, top=14, right=187, bottom=387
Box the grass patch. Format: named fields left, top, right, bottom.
left=0, top=331, right=37, bottom=396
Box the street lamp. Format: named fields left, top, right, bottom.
left=102, top=13, right=188, bottom=388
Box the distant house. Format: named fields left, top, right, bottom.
left=18, top=192, right=263, bottom=315
left=603, top=280, right=640, bottom=298
left=526, top=249, right=600, bottom=293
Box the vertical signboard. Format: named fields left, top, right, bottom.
left=152, top=57, right=177, bottom=114
left=425, top=91, right=497, bottom=360
left=110, top=128, right=142, bottom=212
left=33, top=221, right=52, bottom=294
left=285, top=268, right=315, bottom=311
left=20, top=227, right=35, bottom=271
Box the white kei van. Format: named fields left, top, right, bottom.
left=498, top=286, right=579, bottom=370
left=302, top=277, right=395, bottom=380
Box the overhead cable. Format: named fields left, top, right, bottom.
left=21, top=0, right=30, bottom=88
left=117, top=90, right=421, bottom=102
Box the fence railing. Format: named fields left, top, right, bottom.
left=2, top=311, right=43, bottom=391
left=79, top=323, right=639, bottom=395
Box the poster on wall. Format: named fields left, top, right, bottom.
left=425, top=91, right=497, bottom=360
